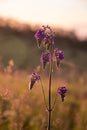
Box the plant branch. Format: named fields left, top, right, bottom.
left=51, top=93, right=57, bottom=111
left=40, top=79, right=48, bottom=111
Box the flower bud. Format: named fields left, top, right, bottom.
left=29, top=72, right=40, bottom=90
left=41, top=51, right=50, bottom=69
left=58, top=86, right=67, bottom=102
left=54, top=48, right=64, bottom=68
left=35, top=29, right=47, bottom=48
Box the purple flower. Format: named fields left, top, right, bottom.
left=35, top=29, right=47, bottom=48
left=54, top=48, right=64, bottom=68
left=54, top=48, right=64, bottom=60
left=44, top=34, right=54, bottom=50
left=41, top=51, right=50, bottom=69
left=35, top=26, right=55, bottom=49
left=59, top=50, right=64, bottom=60
left=35, top=29, right=44, bottom=39
left=29, top=72, right=40, bottom=90
left=58, top=86, right=67, bottom=102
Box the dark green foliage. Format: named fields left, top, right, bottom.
left=0, top=22, right=87, bottom=70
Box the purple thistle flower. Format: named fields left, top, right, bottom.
left=29, top=72, right=40, bottom=90
left=58, top=86, right=67, bottom=102
left=35, top=29, right=47, bottom=48
left=41, top=51, right=50, bottom=69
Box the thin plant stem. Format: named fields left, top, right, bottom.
left=48, top=73, right=52, bottom=130
left=40, top=79, right=48, bottom=111
left=52, top=93, right=57, bottom=111
left=48, top=44, right=53, bottom=130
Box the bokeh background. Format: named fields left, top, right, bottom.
left=0, top=0, right=87, bottom=130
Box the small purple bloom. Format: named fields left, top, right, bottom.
left=41, top=51, right=50, bottom=69
left=54, top=48, right=64, bottom=68
left=35, top=29, right=47, bottom=48
left=59, top=50, right=64, bottom=60
left=58, top=86, right=67, bottom=102
left=54, top=48, right=64, bottom=60
left=44, top=34, right=54, bottom=50
left=29, top=72, right=40, bottom=90
left=35, top=29, right=44, bottom=39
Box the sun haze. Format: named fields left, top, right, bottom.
left=0, top=0, right=87, bottom=38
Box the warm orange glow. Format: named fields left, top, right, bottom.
left=0, top=0, right=87, bottom=38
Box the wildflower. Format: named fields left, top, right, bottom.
left=41, top=51, right=50, bottom=69
left=58, top=86, right=67, bottom=102
left=35, top=29, right=46, bottom=48
left=44, top=34, right=54, bottom=50
left=29, top=72, right=40, bottom=90
left=54, top=48, right=64, bottom=68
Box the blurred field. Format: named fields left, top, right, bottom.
left=0, top=67, right=87, bottom=130
left=0, top=19, right=87, bottom=130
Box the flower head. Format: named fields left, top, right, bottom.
left=35, top=29, right=47, bottom=48
left=58, top=86, right=67, bottom=102
left=54, top=48, right=64, bottom=60
left=35, top=26, right=55, bottom=49
left=35, top=29, right=45, bottom=39
left=54, top=48, right=64, bottom=68
left=58, top=50, right=64, bottom=60
left=29, top=72, right=40, bottom=90
left=44, top=34, right=54, bottom=50
left=41, top=51, right=50, bottom=69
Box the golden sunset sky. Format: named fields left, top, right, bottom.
left=0, top=0, right=87, bottom=38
